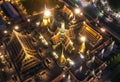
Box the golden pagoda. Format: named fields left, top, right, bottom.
left=42, top=6, right=51, bottom=26
left=79, top=36, right=86, bottom=53
left=79, top=42, right=86, bottom=53
left=59, top=49, right=66, bottom=65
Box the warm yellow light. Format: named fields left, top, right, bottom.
left=80, top=12, right=83, bottom=16
left=67, top=58, right=75, bottom=66
left=52, top=52, right=58, bottom=59
left=83, top=21, right=86, bottom=24
left=60, top=54, right=66, bottom=63
left=44, top=10, right=51, bottom=17
left=36, top=22, right=40, bottom=26
left=8, top=21, right=11, bottom=24
left=63, top=74, right=66, bottom=78
left=6, top=0, right=11, bottom=2
left=74, top=8, right=81, bottom=14
left=27, top=19, right=30, bottom=22
left=0, top=45, right=4, bottom=48
left=59, top=50, right=66, bottom=64
left=53, top=52, right=56, bottom=55
left=14, top=26, right=19, bottom=30
left=69, top=40, right=73, bottom=45
left=100, top=28, right=106, bottom=32
left=44, top=41, right=48, bottom=45
left=3, top=30, right=8, bottom=34
left=25, top=54, right=32, bottom=59
left=43, top=18, right=50, bottom=26
left=80, top=54, right=85, bottom=59
left=0, top=55, right=4, bottom=59
left=80, top=36, right=86, bottom=42
left=79, top=36, right=86, bottom=53
left=79, top=42, right=86, bottom=53
left=39, top=34, right=48, bottom=45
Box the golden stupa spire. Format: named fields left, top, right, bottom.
left=59, top=48, right=66, bottom=65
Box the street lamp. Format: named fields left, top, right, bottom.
left=83, top=21, right=86, bottom=24
left=8, top=21, right=11, bottom=25
left=80, top=12, right=83, bottom=16
left=44, top=41, right=48, bottom=46
left=100, top=28, right=106, bottom=32
left=74, top=7, right=83, bottom=16
left=44, top=10, right=51, bottom=18
left=74, top=8, right=81, bottom=14
left=67, top=58, right=75, bottom=66
left=27, top=19, right=30, bottom=22
left=14, top=25, right=19, bottom=30
left=52, top=52, right=58, bottom=59
left=36, top=21, right=40, bottom=27
left=80, top=36, right=86, bottom=42
left=79, top=53, right=85, bottom=59
left=63, top=74, right=66, bottom=78
left=3, top=30, right=8, bottom=34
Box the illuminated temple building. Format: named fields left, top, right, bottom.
left=51, top=22, right=75, bottom=52
left=80, top=23, right=103, bottom=47
left=7, top=30, right=42, bottom=82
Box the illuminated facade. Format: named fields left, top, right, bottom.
left=7, top=30, right=42, bottom=82
left=59, top=49, right=66, bottom=66
left=51, top=22, right=74, bottom=52
left=80, top=23, right=103, bottom=47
